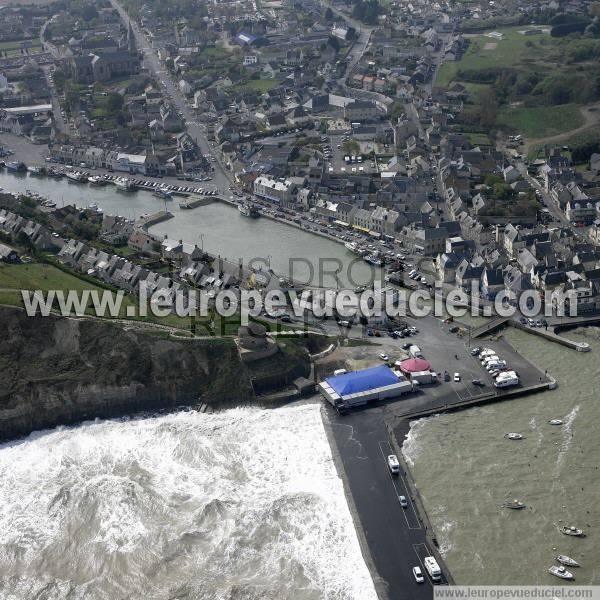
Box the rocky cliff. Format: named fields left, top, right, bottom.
left=0, top=308, right=254, bottom=441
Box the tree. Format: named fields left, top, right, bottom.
left=106, top=93, right=124, bottom=114
left=325, top=7, right=333, bottom=21
left=342, top=140, right=360, bottom=155
left=476, top=88, right=499, bottom=128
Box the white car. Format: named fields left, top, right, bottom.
left=453, top=372, right=461, bottom=382
left=413, top=566, right=424, bottom=583
left=399, top=495, right=408, bottom=508
left=387, top=454, right=400, bottom=474
left=379, top=353, right=389, bottom=361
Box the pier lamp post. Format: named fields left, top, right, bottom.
left=199, top=233, right=204, bottom=252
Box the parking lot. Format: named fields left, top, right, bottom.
left=324, top=402, right=449, bottom=600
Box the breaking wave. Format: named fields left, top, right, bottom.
left=0, top=404, right=377, bottom=600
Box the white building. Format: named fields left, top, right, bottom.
left=253, top=176, right=297, bottom=204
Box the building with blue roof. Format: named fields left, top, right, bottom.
left=319, top=365, right=413, bottom=410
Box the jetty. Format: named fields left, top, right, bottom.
left=136, top=210, right=174, bottom=230
left=179, top=195, right=215, bottom=209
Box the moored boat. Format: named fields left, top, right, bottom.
left=66, top=170, right=87, bottom=183
left=549, top=419, right=563, bottom=425
left=88, top=175, right=107, bottom=186
left=503, top=499, right=526, bottom=509
left=559, top=525, right=585, bottom=537
left=5, top=161, right=26, bottom=173
left=504, top=432, right=523, bottom=440
left=115, top=177, right=136, bottom=192
left=554, top=554, right=579, bottom=567
left=153, top=187, right=173, bottom=200
left=238, top=202, right=260, bottom=218
left=548, top=565, right=574, bottom=580
left=27, top=165, right=45, bottom=176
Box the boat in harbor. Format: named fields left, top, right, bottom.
left=549, top=419, right=563, bottom=425
left=66, top=171, right=87, bottom=183
left=27, top=165, right=45, bottom=176
left=504, top=432, right=523, bottom=440
left=502, top=499, right=526, bottom=509
left=548, top=565, right=574, bottom=580
left=153, top=187, right=173, bottom=200
left=364, top=254, right=383, bottom=266
left=554, top=554, right=580, bottom=567
left=115, top=177, right=136, bottom=192
left=88, top=175, right=107, bottom=186
left=47, top=168, right=64, bottom=178
left=5, top=161, right=26, bottom=173
left=238, top=202, right=260, bottom=218
left=559, top=525, right=585, bottom=537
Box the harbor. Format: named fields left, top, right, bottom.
left=0, top=168, right=376, bottom=288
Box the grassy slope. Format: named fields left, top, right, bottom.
left=0, top=262, right=199, bottom=330
left=497, top=103, right=585, bottom=138
left=436, top=27, right=592, bottom=139
left=438, top=26, right=555, bottom=86
left=0, top=262, right=294, bottom=335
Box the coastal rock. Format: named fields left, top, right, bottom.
left=0, top=308, right=254, bottom=441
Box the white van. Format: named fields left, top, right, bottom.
left=424, top=556, right=442, bottom=582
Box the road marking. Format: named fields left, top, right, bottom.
left=412, top=543, right=448, bottom=585
left=378, top=440, right=422, bottom=529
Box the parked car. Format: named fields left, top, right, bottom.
left=399, top=495, right=408, bottom=508
left=379, top=353, right=389, bottom=361
left=412, top=566, right=425, bottom=584
left=453, top=372, right=461, bottom=382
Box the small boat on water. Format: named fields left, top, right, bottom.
left=560, top=525, right=585, bottom=537
left=88, top=203, right=103, bottom=214
left=5, top=161, right=26, bottom=173
left=238, top=202, right=260, bottom=218
left=504, top=432, right=523, bottom=440
left=555, top=554, right=579, bottom=567
left=548, top=565, right=574, bottom=580
left=47, top=168, right=63, bottom=178
left=549, top=419, right=563, bottom=425
left=503, top=499, right=526, bottom=509
left=27, top=165, right=45, bottom=176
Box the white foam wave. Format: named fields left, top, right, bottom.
left=554, top=405, right=580, bottom=473
left=401, top=416, right=436, bottom=467
left=0, top=404, right=377, bottom=600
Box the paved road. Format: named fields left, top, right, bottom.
left=324, top=403, right=447, bottom=599
left=515, top=161, right=570, bottom=227
left=109, top=0, right=233, bottom=193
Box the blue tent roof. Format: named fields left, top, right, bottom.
left=326, top=365, right=399, bottom=396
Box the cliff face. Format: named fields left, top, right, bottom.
left=0, top=308, right=254, bottom=441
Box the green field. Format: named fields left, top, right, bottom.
left=497, top=103, right=584, bottom=138
left=527, top=124, right=600, bottom=160
left=437, top=26, right=554, bottom=87
left=233, top=79, right=280, bottom=93
left=0, top=262, right=196, bottom=330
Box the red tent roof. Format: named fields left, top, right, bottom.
left=399, top=358, right=431, bottom=372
